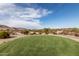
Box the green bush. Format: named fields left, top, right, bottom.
left=0, top=31, right=10, bottom=39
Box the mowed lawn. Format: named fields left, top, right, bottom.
left=0, top=35, right=79, bottom=56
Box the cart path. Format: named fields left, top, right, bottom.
left=52, top=35, right=79, bottom=42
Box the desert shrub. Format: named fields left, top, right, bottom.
left=52, top=31, right=57, bottom=34
left=62, top=30, right=69, bottom=35
left=11, top=32, right=16, bottom=35
left=74, top=33, right=79, bottom=37
left=21, top=30, right=29, bottom=35
left=43, top=28, right=49, bottom=34
left=71, top=28, right=79, bottom=33
left=30, top=32, right=36, bottom=35
left=39, top=32, right=42, bottom=34
left=0, top=31, right=10, bottom=39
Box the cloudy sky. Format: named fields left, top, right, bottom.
left=0, top=3, right=79, bottom=29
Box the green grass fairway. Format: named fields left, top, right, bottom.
left=0, top=35, right=79, bottom=56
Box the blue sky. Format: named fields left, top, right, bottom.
left=37, top=3, right=79, bottom=28
left=0, top=3, right=79, bottom=29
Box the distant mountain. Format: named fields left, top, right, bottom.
left=0, top=25, right=10, bottom=28
left=0, top=24, right=27, bottom=31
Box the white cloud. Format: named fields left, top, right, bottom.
left=0, top=3, right=52, bottom=29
